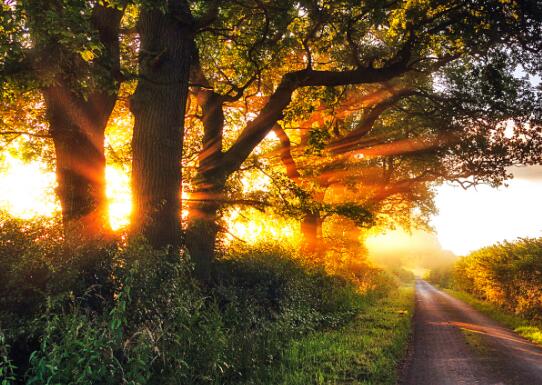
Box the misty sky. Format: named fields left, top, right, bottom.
left=367, top=166, right=542, bottom=269
left=432, top=165, right=542, bottom=255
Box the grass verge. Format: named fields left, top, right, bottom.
left=259, top=286, right=414, bottom=385
left=445, top=289, right=542, bottom=346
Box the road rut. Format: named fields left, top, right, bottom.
left=401, top=280, right=542, bottom=385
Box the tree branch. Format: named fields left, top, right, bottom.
left=272, top=124, right=301, bottom=181
left=328, top=88, right=418, bottom=154
left=221, top=59, right=412, bottom=175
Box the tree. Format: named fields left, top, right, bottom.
left=1, top=1, right=124, bottom=241
left=183, top=0, right=542, bottom=278
left=129, top=1, right=193, bottom=248
left=267, top=83, right=432, bottom=254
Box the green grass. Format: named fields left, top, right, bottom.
left=259, top=286, right=414, bottom=385
left=445, top=289, right=542, bottom=346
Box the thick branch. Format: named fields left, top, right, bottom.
left=222, top=61, right=411, bottom=175
left=191, top=49, right=225, bottom=176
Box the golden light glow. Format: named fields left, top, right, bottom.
left=105, top=166, right=132, bottom=230
left=0, top=153, right=132, bottom=230
left=365, top=228, right=456, bottom=270
left=224, top=208, right=298, bottom=245
left=2, top=149, right=541, bottom=262
left=0, top=154, right=59, bottom=218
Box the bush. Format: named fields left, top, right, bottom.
left=23, top=242, right=228, bottom=385
left=0, top=330, right=17, bottom=385
left=426, top=265, right=454, bottom=288
left=453, top=238, right=542, bottom=321
left=1, top=218, right=395, bottom=385
left=0, top=213, right=121, bottom=379
left=209, top=244, right=376, bottom=382
left=388, top=267, right=416, bottom=285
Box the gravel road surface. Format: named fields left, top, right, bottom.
left=400, top=280, right=542, bottom=385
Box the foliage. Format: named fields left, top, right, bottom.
left=0, top=212, right=113, bottom=332
left=258, top=287, right=414, bottom=385
left=208, top=243, right=396, bottom=382
left=0, top=330, right=17, bottom=385
left=25, top=242, right=226, bottom=385
left=388, top=267, right=416, bottom=285
left=426, top=264, right=455, bottom=289
left=453, top=238, right=542, bottom=321
left=428, top=238, right=542, bottom=347
left=0, top=217, right=398, bottom=385
left=445, top=290, right=542, bottom=346
left=2, top=0, right=542, bottom=381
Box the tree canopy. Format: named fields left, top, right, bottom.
left=1, top=0, right=541, bottom=276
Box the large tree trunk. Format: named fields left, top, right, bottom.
left=130, top=3, right=192, bottom=248
left=44, top=86, right=116, bottom=241
left=185, top=177, right=223, bottom=280
left=300, top=188, right=326, bottom=255
left=33, top=5, right=122, bottom=242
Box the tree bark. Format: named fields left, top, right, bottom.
left=183, top=38, right=411, bottom=274
left=130, top=2, right=192, bottom=248
left=185, top=176, right=224, bottom=280
left=185, top=82, right=227, bottom=279
left=37, top=5, right=122, bottom=242
left=44, top=85, right=115, bottom=241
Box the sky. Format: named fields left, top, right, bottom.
left=350, top=69, right=540, bottom=264
left=367, top=166, right=542, bottom=267
left=432, top=165, right=542, bottom=255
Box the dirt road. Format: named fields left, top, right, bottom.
left=400, top=280, right=542, bottom=385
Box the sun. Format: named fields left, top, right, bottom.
left=0, top=154, right=59, bottom=218
left=0, top=154, right=132, bottom=230
left=105, top=166, right=132, bottom=230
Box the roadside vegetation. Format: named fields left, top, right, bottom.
left=427, top=237, right=542, bottom=345
left=445, top=290, right=542, bottom=345
left=0, top=213, right=413, bottom=385
left=262, top=287, right=414, bottom=385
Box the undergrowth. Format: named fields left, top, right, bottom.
left=259, top=287, right=414, bottom=385
left=0, top=214, right=406, bottom=385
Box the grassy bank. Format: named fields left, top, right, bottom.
left=259, top=286, right=414, bottom=385
left=445, top=289, right=542, bottom=346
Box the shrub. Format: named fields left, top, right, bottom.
left=24, top=242, right=228, bottom=385
left=388, top=267, right=416, bottom=285
left=1, top=218, right=395, bottom=385
left=453, top=238, right=542, bottom=321
left=426, top=265, right=454, bottom=288
left=0, top=213, right=119, bottom=379
left=0, top=330, right=17, bottom=385
left=209, top=244, right=373, bottom=382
